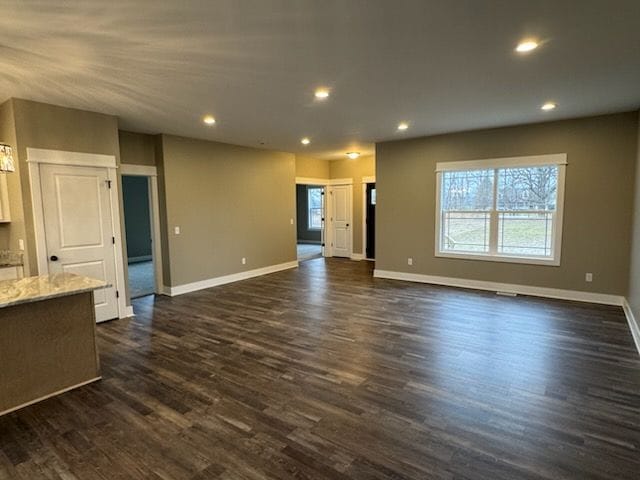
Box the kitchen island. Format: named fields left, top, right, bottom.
left=0, top=273, right=106, bottom=416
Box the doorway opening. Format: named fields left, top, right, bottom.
left=122, top=175, right=155, bottom=298
left=296, top=184, right=324, bottom=261
left=365, top=182, right=376, bottom=260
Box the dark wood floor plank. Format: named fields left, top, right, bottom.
left=1, top=258, right=639, bottom=479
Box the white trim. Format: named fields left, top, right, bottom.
left=622, top=299, right=640, bottom=355
left=108, top=168, right=129, bottom=319
left=120, top=164, right=157, bottom=176
left=27, top=150, right=128, bottom=321
left=28, top=161, right=47, bottom=275
left=0, top=376, right=101, bottom=417
left=373, top=269, right=624, bottom=306
left=434, top=160, right=566, bottom=266
left=27, top=148, right=116, bottom=168
left=166, top=261, right=299, bottom=296
left=350, top=253, right=364, bottom=261
left=435, top=153, right=567, bottom=172
left=362, top=176, right=376, bottom=260
left=328, top=177, right=353, bottom=185
left=296, top=176, right=329, bottom=186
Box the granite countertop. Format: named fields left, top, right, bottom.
left=0, top=273, right=108, bottom=309
left=0, top=250, right=23, bottom=268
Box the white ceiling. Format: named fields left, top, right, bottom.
left=1, top=1, right=639, bottom=159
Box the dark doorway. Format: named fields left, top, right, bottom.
left=296, top=184, right=324, bottom=261
left=122, top=175, right=155, bottom=298
left=365, top=183, right=376, bottom=259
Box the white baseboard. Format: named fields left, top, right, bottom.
left=166, top=261, right=299, bottom=296
left=128, top=255, right=152, bottom=264
left=350, top=253, right=365, bottom=261
left=622, top=299, right=640, bottom=355
left=373, top=269, right=624, bottom=306
left=122, top=305, right=135, bottom=318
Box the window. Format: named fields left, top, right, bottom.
left=307, top=187, right=323, bottom=230
left=435, top=154, right=566, bottom=265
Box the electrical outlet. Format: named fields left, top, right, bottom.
left=585, top=273, right=593, bottom=282
left=408, top=257, right=413, bottom=266
left=290, top=218, right=294, bottom=225
left=242, top=257, right=246, bottom=265
left=174, top=226, right=181, bottom=235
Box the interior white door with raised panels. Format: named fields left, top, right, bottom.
left=40, top=164, right=119, bottom=322
left=329, top=184, right=352, bottom=258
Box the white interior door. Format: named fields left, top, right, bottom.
left=40, top=164, right=119, bottom=322
left=329, top=184, right=352, bottom=258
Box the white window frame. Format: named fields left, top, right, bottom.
left=434, top=154, right=567, bottom=266
left=307, top=186, right=323, bottom=231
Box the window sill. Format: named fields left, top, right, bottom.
left=435, top=251, right=560, bottom=266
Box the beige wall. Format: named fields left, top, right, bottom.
left=330, top=155, right=375, bottom=255
left=119, top=131, right=156, bottom=166
left=295, top=155, right=330, bottom=178
left=9, top=99, right=123, bottom=276
left=158, top=135, right=296, bottom=286
left=628, top=111, right=640, bottom=316
left=376, top=112, right=638, bottom=295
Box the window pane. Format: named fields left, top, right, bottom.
left=498, top=212, right=553, bottom=256
left=308, top=187, right=322, bottom=209
left=309, top=208, right=322, bottom=229
left=441, top=212, right=490, bottom=253
left=497, top=166, right=558, bottom=211
left=442, top=170, right=494, bottom=211
left=308, top=187, right=323, bottom=230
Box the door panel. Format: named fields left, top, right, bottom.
left=41, top=164, right=118, bottom=322
left=330, top=185, right=352, bottom=258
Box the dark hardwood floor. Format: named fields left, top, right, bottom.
left=1, top=258, right=639, bottom=479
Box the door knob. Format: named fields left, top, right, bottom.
left=50, top=255, right=59, bottom=262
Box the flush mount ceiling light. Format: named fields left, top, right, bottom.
left=516, top=40, right=539, bottom=53
left=203, top=115, right=216, bottom=125
left=314, top=88, right=330, bottom=99
left=301, top=137, right=310, bottom=145
left=0, top=143, right=15, bottom=172
left=397, top=122, right=409, bottom=131
left=346, top=152, right=360, bottom=160
left=541, top=102, right=557, bottom=111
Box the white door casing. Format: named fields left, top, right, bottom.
left=27, top=147, right=130, bottom=321
left=329, top=184, right=352, bottom=258
left=40, top=164, right=119, bottom=321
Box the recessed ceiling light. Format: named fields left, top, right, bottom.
left=541, top=102, right=557, bottom=111
left=398, top=122, right=409, bottom=131
left=516, top=40, right=539, bottom=53
left=203, top=115, right=216, bottom=125
left=346, top=152, right=360, bottom=160
left=314, top=88, right=330, bottom=99
left=301, top=137, right=310, bottom=145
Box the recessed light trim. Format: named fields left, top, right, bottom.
left=541, top=102, right=557, bottom=111
left=516, top=40, right=539, bottom=53
left=203, top=115, right=216, bottom=125
left=346, top=152, right=360, bottom=160
left=314, top=88, right=330, bottom=99
left=301, top=137, right=310, bottom=145
left=398, top=122, right=409, bottom=131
